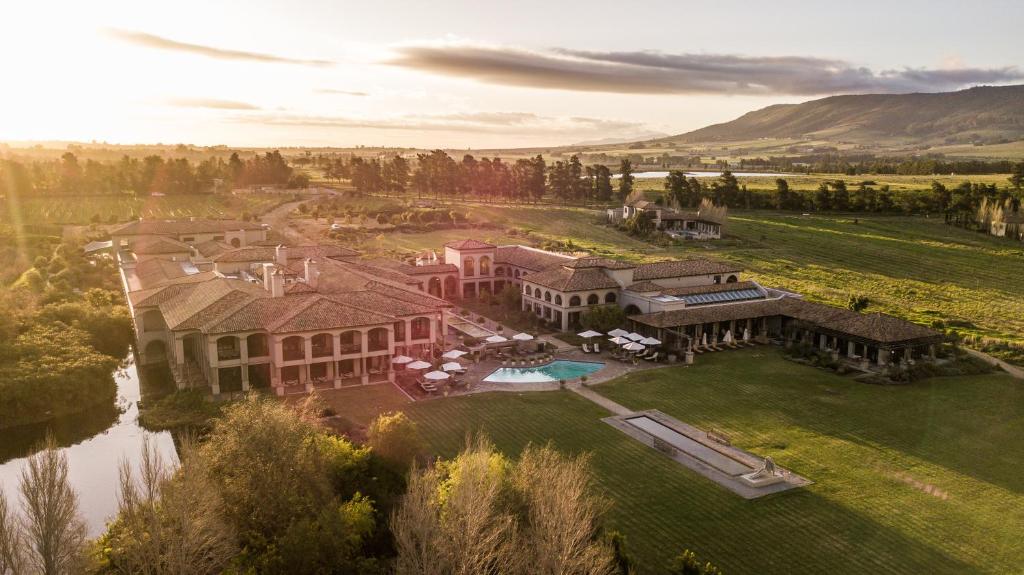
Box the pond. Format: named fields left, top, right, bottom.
left=0, top=351, right=178, bottom=537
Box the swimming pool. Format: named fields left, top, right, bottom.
left=483, top=360, right=604, bottom=383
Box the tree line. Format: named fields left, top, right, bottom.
left=658, top=168, right=1024, bottom=224
left=0, top=151, right=309, bottom=198
left=322, top=151, right=636, bottom=204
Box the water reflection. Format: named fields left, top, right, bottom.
left=0, top=352, right=177, bottom=537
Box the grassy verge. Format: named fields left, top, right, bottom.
left=396, top=349, right=1024, bottom=574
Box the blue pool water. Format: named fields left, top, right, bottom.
left=483, top=360, right=604, bottom=383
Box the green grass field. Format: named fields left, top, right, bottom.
left=399, top=350, right=1024, bottom=574
left=0, top=193, right=291, bottom=225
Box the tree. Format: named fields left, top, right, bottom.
left=665, top=171, right=690, bottom=209
left=1009, top=161, right=1024, bottom=190
left=774, top=178, right=791, bottom=210
left=593, top=165, right=613, bottom=202
left=668, top=549, right=723, bottom=575
left=847, top=294, right=870, bottom=312
left=579, top=305, right=627, bottom=334
left=814, top=183, right=832, bottom=211
left=618, top=159, right=634, bottom=201
left=367, top=412, right=424, bottom=471
left=623, top=212, right=654, bottom=237
left=0, top=438, right=88, bottom=575
left=391, top=438, right=616, bottom=575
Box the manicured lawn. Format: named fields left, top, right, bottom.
left=399, top=349, right=1024, bottom=574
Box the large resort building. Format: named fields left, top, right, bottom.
left=115, top=219, right=942, bottom=396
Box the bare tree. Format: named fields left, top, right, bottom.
left=6, top=438, right=88, bottom=575
left=392, top=438, right=616, bottom=575
left=0, top=489, right=25, bottom=575
left=107, top=436, right=236, bottom=575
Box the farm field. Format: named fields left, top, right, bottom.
left=401, top=349, right=1024, bottom=574
left=0, top=192, right=292, bottom=225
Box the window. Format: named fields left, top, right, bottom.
left=311, top=333, right=333, bottom=357
left=182, top=236, right=195, bottom=243
left=367, top=328, right=389, bottom=352
left=463, top=258, right=475, bottom=277
left=605, top=292, right=617, bottom=303
left=479, top=256, right=491, bottom=276
left=726, top=275, right=738, bottom=283
left=569, top=295, right=581, bottom=306
left=338, top=331, right=361, bottom=354
left=282, top=336, right=304, bottom=361
left=496, top=266, right=505, bottom=276
left=534, top=288, right=541, bottom=298
left=544, top=291, right=551, bottom=302
left=411, top=317, right=431, bottom=340
left=514, top=269, right=521, bottom=278
left=394, top=321, right=406, bottom=341
left=213, top=235, right=225, bottom=241
left=524, top=284, right=531, bottom=294
left=587, top=294, right=599, bottom=305
left=555, top=295, right=563, bottom=306
left=714, top=275, right=722, bottom=284
left=217, top=336, right=240, bottom=361
left=247, top=333, right=269, bottom=357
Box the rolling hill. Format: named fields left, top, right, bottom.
left=654, top=85, right=1024, bottom=149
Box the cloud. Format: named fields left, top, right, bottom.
left=231, top=110, right=649, bottom=136
left=386, top=42, right=1024, bottom=96
left=165, top=97, right=261, bottom=110
left=315, top=88, right=370, bottom=97
left=107, top=29, right=333, bottom=66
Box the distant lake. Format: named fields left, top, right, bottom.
left=0, top=352, right=177, bottom=537
left=614, top=171, right=802, bottom=179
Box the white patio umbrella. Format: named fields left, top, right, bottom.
left=626, top=332, right=645, bottom=341
left=609, top=336, right=631, bottom=345
left=512, top=332, right=534, bottom=341
left=639, top=337, right=662, bottom=346
left=442, top=349, right=468, bottom=359
left=391, top=355, right=414, bottom=364
left=577, top=330, right=603, bottom=339
left=441, top=361, right=464, bottom=372
left=622, top=342, right=646, bottom=352
left=608, top=328, right=629, bottom=337
left=485, top=334, right=509, bottom=344
left=423, top=370, right=451, bottom=381
left=406, top=360, right=432, bottom=370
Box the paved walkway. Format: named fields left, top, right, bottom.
left=570, top=385, right=634, bottom=416
left=963, top=347, right=1024, bottom=380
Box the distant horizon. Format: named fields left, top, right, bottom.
left=2, top=1, right=1022, bottom=148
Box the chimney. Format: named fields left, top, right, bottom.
left=270, top=269, right=285, bottom=297
left=304, top=258, right=319, bottom=289
left=261, top=263, right=275, bottom=292
left=275, top=244, right=288, bottom=266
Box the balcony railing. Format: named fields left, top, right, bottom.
left=367, top=340, right=388, bottom=352
left=282, top=349, right=304, bottom=361
left=338, top=343, right=362, bottom=354
left=217, top=349, right=240, bottom=361
left=410, top=330, right=431, bottom=341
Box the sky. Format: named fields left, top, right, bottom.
left=1, top=0, right=1022, bottom=149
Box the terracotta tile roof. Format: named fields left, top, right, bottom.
left=660, top=281, right=758, bottom=297
left=272, top=297, right=396, bottom=333
left=129, top=282, right=200, bottom=308
left=495, top=245, right=574, bottom=272
left=624, top=281, right=667, bottom=293
left=363, top=259, right=457, bottom=276
left=206, top=294, right=318, bottom=334
left=111, top=219, right=263, bottom=236
left=525, top=267, right=619, bottom=292
left=284, top=282, right=317, bottom=294
left=194, top=240, right=234, bottom=258
left=562, top=257, right=635, bottom=270
left=131, top=237, right=192, bottom=255
left=445, top=239, right=495, bottom=250
left=774, top=298, right=942, bottom=344
left=158, top=278, right=267, bottom=331
left=134, top=258, right=194, bottom=289
left=658, top=211, right=703, bottom=221
left=632, top=296, right=941, bottom=345
left=214, top=244, right=358, bottom=263
left=633, top=259, right=742, bottom=280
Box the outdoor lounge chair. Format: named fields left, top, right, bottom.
left=582, top=343, right=593, bottom=353
left=644, top=352, right=661, bottom=362
left=593, top=343, right=600, bottom=353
